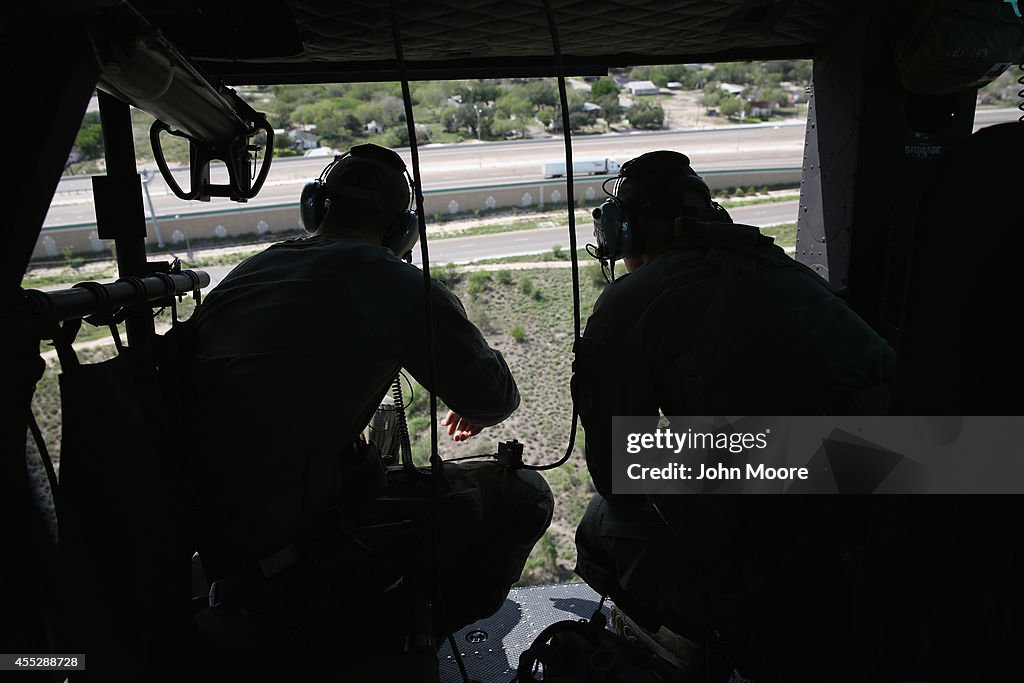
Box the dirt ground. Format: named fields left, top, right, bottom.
left=610, top=87, right=809, bottom=131
left=639, top=88, right=713, bottom=129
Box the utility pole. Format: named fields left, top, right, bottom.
left=475, top=104, right=483, bottom=167
left=474, top=104, right=482, bottom=167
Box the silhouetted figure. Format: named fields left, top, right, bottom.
left=572, top=151, right=894, bottom=680
left=185, top=144, right=552, bottom=668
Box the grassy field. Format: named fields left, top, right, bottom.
left=399, top=262, right=608, bottom=584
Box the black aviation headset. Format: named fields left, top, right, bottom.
left=590, top=150, right=734, bottom=265
left=300, top=143, right=419, bottom=259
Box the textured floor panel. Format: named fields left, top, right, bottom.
left=438, top=582, right=611, bottom=682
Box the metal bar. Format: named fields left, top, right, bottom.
left=24, top=270, right=210, bottom=328
left=96, top=92, right=155, bottom=343
left=93, top=13, right=250, bottom=143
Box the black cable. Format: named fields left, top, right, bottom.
left=389, top=3, right=464, bottom=679
left=448, top=632, right=471, bottom=683
left=388, top=0, right=440, bottom=476
left=27, top=410, right=60, bottom=520
left=542, top=0, right=581, bottom=344
left=521, top=0, right=582, bottom=472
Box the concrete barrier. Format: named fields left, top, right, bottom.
left=32, top=167, right=801, bottom=260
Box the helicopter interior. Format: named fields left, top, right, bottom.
left=2, top=0, right=1024, bottom=681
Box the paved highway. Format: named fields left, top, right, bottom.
left=197, top=200, right=800, bottom=289
left=47, top=124, right=807, bottom=225
left=413, top=200, right=799, bottom=265
left=46, top=107, right=1017, bottom=228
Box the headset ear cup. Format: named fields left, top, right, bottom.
left=712, top=201, right=734, bottom=223
left=300, top=181, right=325, bottom=233
left=383, top=211, right=420, bottom=258
left=593, top=198, right=637, bottom=261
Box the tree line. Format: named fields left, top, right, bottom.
left=259, top=76, right=652, bottom=152
left=68, top=61, right=818, bottom=167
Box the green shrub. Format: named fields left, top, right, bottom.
left=496, top=269, right=514, bottom=285
left=406, top=416, right=430, bottom=434
left=551, top=245, right=565, bottom=259
left=433, top=263, right=462, bottom=288
left=519, top=276, right=535, bottom=296
left=467, top=301, right=493, bottom=332
left=510, top=325, right=526, bottom=342
left=467, top=270, right=492, bottom=300
left=60, top=245, right=84, bottom=269
left=541, top=533, right=558, bottom=569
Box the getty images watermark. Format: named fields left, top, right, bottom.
left=612, top=416, right=1024, bottom=494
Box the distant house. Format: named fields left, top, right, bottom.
left=582, top=102, right=602, bottom=113
left=414, top=122, right=431, bottom=141
left=780, top=81, right=805, bottom=103
left=750, top=101, right=773, bottom=118
left=365, top=120, right=384, bottom=134
left=666, top=81, right=683, bottom=90
left=719, top=82, right=745, bottom=95
left=570, top=80, right=592, bottom=94
left=289, top=129, right=320, bottom=150
left=626, top=80, right=660, bottom=96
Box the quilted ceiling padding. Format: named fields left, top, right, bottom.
left=129, top=0, right=860, bottom=82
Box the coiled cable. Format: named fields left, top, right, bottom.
left=391, top=375, right=414, bottom=469
left=1018, top=61, right=1023, bottom=122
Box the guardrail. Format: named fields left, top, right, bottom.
left=33, top=167, right=802, bottom=260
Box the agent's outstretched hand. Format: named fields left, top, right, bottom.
left=441, top=410, right=483, bottom=442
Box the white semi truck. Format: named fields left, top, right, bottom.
left=541, top=158, right=620, bottom=178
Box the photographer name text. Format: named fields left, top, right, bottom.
left=627, top=462, right=808, bottom=481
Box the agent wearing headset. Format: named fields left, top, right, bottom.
left=571, top=150, right=894, bottom=679
left=186, top=143, right=552, bottom=643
